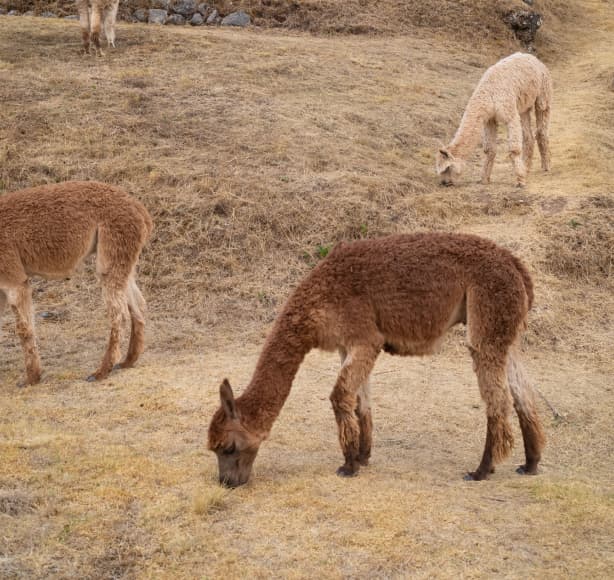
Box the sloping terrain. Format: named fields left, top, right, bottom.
left=0, top=0, right=613, bottom=577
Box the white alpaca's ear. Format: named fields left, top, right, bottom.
left=220, top=379, right=238, bottom=420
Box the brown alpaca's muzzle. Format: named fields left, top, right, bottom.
left=216, top=446, right=259, bottom=488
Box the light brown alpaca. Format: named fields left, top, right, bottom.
left=76, top=0, right=119, bottom=55
left=436, top=52, right=552, bottom=187
left=0, top=181, right=152, bottom=386
left=209, top=233, right=545, bottom=487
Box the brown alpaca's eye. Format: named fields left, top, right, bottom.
left=222, top=443, right=236, bottom=455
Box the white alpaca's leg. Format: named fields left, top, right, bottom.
left=535, top=105, right=551, bottom=171
left=481, top=119, right=497, bottom=184
left=521, top=111, right=535, bottom=173
left=506, top=113, right=526, bottom=187
left=103, top=0, right=119, bottom=48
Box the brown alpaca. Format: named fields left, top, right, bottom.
left=76, top=0, right=119, bottom=56
left=209, top=233, right=545, bottom=487
left=436, top=52, right=552, bottom=187
left=0, top=181, right=152, bottom=386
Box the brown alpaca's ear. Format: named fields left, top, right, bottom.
left=439, top=148, right=450, bottom=159
left=220, top=379, right=238, bottom=420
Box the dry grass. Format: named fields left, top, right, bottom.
left=1, top=0, right=613, bottom=577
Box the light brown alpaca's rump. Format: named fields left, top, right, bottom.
left=209, top=233, right=544, bottom=487
left=0, top=181, right=152, bottom=386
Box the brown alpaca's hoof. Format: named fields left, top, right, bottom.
left=86, top=375, right=98, bottom=382
left=336, top=465, right=359, bottom=478
left=463, top=471, right=489, bottom=481
left=357, top=456, right=370, bottom=467
left=516, top=465, right=539, bottom=475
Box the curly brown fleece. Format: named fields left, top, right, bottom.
left=0, top=181, right=152, bottom=386
left=209, top=232, right=545, bottom=487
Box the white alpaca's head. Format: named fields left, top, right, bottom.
left=435, top=148, right=464, bottom=186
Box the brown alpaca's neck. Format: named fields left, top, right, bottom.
left=238, top=307, right=314, bottom=434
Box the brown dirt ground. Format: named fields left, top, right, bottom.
left=1, top=0, right=613, bottom=577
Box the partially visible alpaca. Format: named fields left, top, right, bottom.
left=436, top=52, right=552, bottom=187
left=208, top=233, right=545, bottom=487
left=76, top=0, right=119, bottom=55
left=0, top=181, right=152, bottom=386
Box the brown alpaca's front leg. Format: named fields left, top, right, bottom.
left=77, top=1, right=91, bottom=54
left=90, top=6, right=104, bottom=56
left=332, top=345, right=379, bottom=477
left=8, top=283, right=42, bottom=386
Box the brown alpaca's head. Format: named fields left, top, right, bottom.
left=435, top=148, right=464, bottom=186
left=208, top=379, right=263, bottom=488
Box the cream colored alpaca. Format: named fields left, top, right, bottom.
left=209, top=233, right=545, bottom=487
left=0, top=181, right=152, bottom=386
left=76, top=0, right=119, bottom=55
left=436, top=52, right=552, bottom=187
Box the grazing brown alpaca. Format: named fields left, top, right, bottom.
left=76, top=0, right=119, bottom=56
left=0, top=181, right=152, bottom=386
left=209, top=233, right=545, bottom=487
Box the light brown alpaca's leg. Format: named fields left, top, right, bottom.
left=90, top=5, right=104, bottom=56
left=6, top=283, right=42, bottom=386
left=507, top=348, right=545, bottom=475
left=88, top=281, right=128, bottom=381
left=521, top=111, right=535, bottom=173
left=465, top=348, right=514, bottom=481
left=102, top=0, right=119, bottom=48
left=535, top=104, right=551, bottom=171
left=481, top=119, right=497, bottom=184
left=331, top=344, right=380, bottom=477
left=116, top=277, right=146, bottom=369
left=507, top=113, right=527, bottom=187
left=339, top=349, right=373, bottom=466
left=77, top=0, right=91, bottom=54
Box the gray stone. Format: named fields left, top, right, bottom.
left=24, top=10, right=34, bottom=15
left=165, top=13, right=185, bottom=24
left=221, top=10, right=250, bottom=27
left=8, top=9, right=19, bottom=15
left=151, top=0, right=170, bottom=10
left=502, top=9, right=543, bottom=46
left=134, top=8, right=148, bottom=22
left=190, top=12, right=204, bottom=25
left=205, top=8, right=218, bottom=24
left=148, top=8, right=167, bottom=24
left=64, top=14, right=79, bottom=20
left=197, top=2, right=209, bottom=16
left=0, top=7, right=7, bottom=15
left=40, top=11, right=56, bottom=18
left=171, top=0, right=197, bottom=17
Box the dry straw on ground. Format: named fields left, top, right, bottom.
left=1, top=0, right=613, bottom=577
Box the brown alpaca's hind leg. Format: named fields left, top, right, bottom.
left=465, top=349, right=514, bottom=481
left=507, top=349, right=545, bottom=475
left=332, top=344, right=380, bottom=477
left=6, top=283, right=42, bottom=386
left=116, top=278, right=146, bottom=369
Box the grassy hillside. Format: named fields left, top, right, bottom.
left=1, top=0, right=613, bottom=577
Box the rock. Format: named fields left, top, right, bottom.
left=190, top=12, right=204, bottom=25
left=522, top=0, right=534, bottom=5
left=148, top=8, right=167, bottom=24
left=24, top=10, right=35, bottom=15
left=197, top=2, right=209, bottom=16
left=502, top=9, right=543, bottom=46
left=0, top=7, right=7, bottom=15
left=171, top=0, right=197, bottom=17
left=64, top=15, right=79, bottom=20
left=134, top=8, right=148, bottom=22
left=8, top=9, right=19, bottom=15
left=205, top=8, right=218, bottom=24
left=151, top=0, right=170, bottom=9
left=221, top=10, right=250, bottom=27
left=40, top=11, right=56, bottom=18
left=165, top=13, right=185, bottom=24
